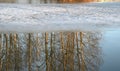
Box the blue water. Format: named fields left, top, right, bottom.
left=100, top=29, right=120, bottom=71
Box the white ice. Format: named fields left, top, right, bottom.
left=0, top=2, right=120, bottom=32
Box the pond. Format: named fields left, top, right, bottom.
left=0, top=0, right=120, bottom=71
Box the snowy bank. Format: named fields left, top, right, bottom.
left=0, top=2, right=120, bottom=32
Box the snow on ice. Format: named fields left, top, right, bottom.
left=0, top=2, right=120, bottom=32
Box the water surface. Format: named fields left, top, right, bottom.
left=0, top=0, right=120, bottom=71
left=0, top=29, right=120, bottom=71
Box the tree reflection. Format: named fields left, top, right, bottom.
left=0, top=32, right=103, bottom=71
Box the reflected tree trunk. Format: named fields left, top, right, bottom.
left=50, top=33, right=53, bottom=71
left=9, top=34, right=13, bottom=71
left=53, top=33, right=56, bottom=71
left=70, top=32, right=75, bottom=71
left=4, top=34, right=9, bottom=71
left=28, top=33, right=32, bottom=71
left=80, top=32, right=86, bottom=71
left=13, top=34, right=20, bottom=71
left=60, top=32, right=65, bottom=71
left=76, top=32, right=81, bottom=71
left=36, top=33, right=41, bottom=71
left=45, top=32, right=49, bottom=71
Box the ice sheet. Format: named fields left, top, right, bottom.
left=0, top=2, right=120, bottom=32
